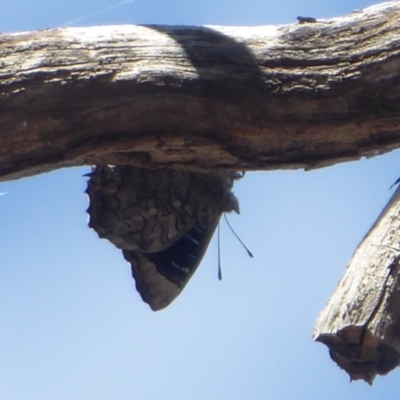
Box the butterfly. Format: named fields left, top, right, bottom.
left=86, top=165, right=241, bottom=311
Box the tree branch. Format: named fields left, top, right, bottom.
left=1, top=1, right=400, bottom=180
left=313, top=184, right=400, bottom=383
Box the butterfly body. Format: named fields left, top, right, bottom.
left=86, top=166, right=240, bottom=311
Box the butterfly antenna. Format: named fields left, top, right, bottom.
left=390, top=177, right=400, bottom=190
left=218, top=223, right=223, bottom=280
left=224, top=214, right=254, bottom=258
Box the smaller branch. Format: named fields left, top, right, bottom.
left=313, top=184, right=400, bottom=384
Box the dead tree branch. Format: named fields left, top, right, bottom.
left=313, top=184, right=400, bottom=383
left=1, top=2, right=400, bottom=180
left=3, top=1, right=400, bottom=381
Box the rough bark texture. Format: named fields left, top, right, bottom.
left=3, top=0, right=400, bottom=380
left=313, top=184, right=400, bottom=384
left=1, top=2, right=400, bottom=181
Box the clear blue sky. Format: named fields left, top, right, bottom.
left=1, top=1, right=398, bottom=399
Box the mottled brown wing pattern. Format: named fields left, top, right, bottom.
left=86, top=165, right=240, bottom=311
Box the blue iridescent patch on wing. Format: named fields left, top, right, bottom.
left=86, top=166, right=241, bottom=310
left=146, top=225, right=208, bottom=284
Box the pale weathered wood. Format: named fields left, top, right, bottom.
left=313, top=184, right=400, bottom=383
left=1, top=2, right=400, bottom=180
left=3, top=0, right=400, bottom=381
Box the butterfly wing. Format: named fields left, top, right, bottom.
left=123, top=220, right=220, bottom=311
left=86, top=166, right=199, bottom=253
left=86, top=165, right=239, bottom=310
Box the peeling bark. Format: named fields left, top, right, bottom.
left=1, top=2, right=400, bottom=180
left=3, top=0, right=400, bottom=380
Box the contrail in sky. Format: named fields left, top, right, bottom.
left=61, top=0, right=136, bottom=27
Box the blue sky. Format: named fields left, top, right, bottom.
left=0, top=1, right=398, bottom=399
